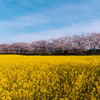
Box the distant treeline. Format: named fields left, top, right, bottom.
left=0, top=33, right=100, bottom=55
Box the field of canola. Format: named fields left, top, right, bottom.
left=0, top=55, right=100, bottom=100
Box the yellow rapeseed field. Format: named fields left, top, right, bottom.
left=0, top=55, right=100, bottom=100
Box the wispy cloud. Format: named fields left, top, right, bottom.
left=0, top=0, right=100, bottom=43
left=1, top=20, right=100, bottom=43
left=0, top=3, right=93, bottom=32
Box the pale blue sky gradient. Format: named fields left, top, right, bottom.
left=0, top=0, right=100, bottom=43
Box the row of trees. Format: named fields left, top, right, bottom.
left=0, top=33, right=100, bottom=55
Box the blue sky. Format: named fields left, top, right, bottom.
left=0, top=0, right=100, bottom=43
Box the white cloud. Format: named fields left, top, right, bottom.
left=0, top=0, right=100, bottom=43
left=0, top=20, right=100, bottom=44
left=0, top=2, right=95, bottom=34
left=0, top=13, right=49, bottom=28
